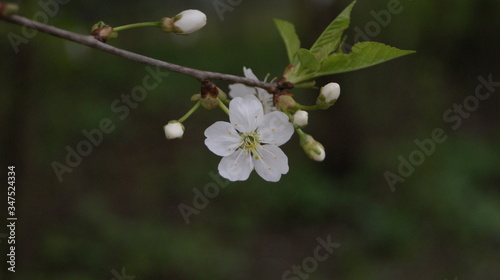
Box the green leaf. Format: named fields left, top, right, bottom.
left=317, top=42, right=416, bottom=76
left=309, top=1, right=356, bottom=63
left=296, top=49, right=320, bottom=71
left=274, top=19, right=301, bottom=64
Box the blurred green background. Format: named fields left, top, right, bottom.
left=1, top=0, right=499, bottom=279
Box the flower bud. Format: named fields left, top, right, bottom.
left=293, top=110, right=308, bottom=127
left=277, top=95, right=297, bottom=111
left=160, top=9, right=207, bottom=35
left=91, top=22, right=118, bottom=42
left=200, top=80, right=226, bottom=110
left=317, top=82, right=340, bottom=109
left=300, top=133, right=326, bottom=161
left=163, top=121, right=184, bottom=139
left=201, top=96, right=218, bottom=110
left=0, top=3, right=19, bottom=17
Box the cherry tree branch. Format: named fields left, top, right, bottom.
left=0, top=14, right=280, bottom=93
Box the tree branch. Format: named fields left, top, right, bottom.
left=0, top=14, right=280, bottom=93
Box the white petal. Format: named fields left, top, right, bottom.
left=228, top=83, right=257, bottom=99
left=218, top=149, right=253, bottom=181
left=243, top=67, right=259, bottom=80
left=256, top=90, right=275, bottom=114
left=257, top=111, right=294, bottom=146
left=228, top=67, right=259, bottom=99
left=253, top=145, right=289, bottom=182
left=204, top=121, right=241, bottom=157
left=229, top=95, right=263, bottom=133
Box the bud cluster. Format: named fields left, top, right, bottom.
left=273, top=81, right=340, bottom=161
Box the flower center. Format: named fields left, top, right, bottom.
left=240, top=131, right=262, bottom=155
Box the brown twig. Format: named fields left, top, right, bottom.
left=0, top=14, right=280, bottom=93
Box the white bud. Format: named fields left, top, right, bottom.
left=160, top=10, right=207, bottom=35
left=321, top=82, right=340, bottom=102
left=309, top=143, right=325, bottom=161
left=163, top=121, right=184, bottom=139
left=300, top=134, right=326, bottom=162
left=293, top=110, right=308, bottom=127
left=317, top=82, right=340, bottom=109
left=173, top=9, right=207, bottom=34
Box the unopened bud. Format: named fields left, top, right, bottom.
left=277, top=95, right=297, bottom=111
left=317, top=82, right=340, bottom=109
left=0, top=2, right=19, bottom=17
left=200, top=80, right=226, bottom=110
left=164, top=121, right=185, bottom=139
left=201, top=80, right=218, bottom=99
left=300, top=134, right=325, bottom=161
left=160, top=9, right=207, bottom=35
left=293, top=110, right=308, bottom=127
left=91, top=22, right=118, bottom=42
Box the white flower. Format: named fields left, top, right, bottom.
left=204, top=95, right=294, bottom=182
left=293, top=110, right=308, bottom=127
left=164, top=121, right=184, bottom=139
left=317, top=82, right=340, bottom=109
left=229, top=67, right=274, bottom=114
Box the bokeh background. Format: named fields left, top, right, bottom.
left=1, top=0, right=499, bottom=279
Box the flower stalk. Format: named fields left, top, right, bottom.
left=217, top=98, right=229, bottom=115
left=113, top=21, right=161, bottom=32
left=178, top=100, right=201, bottom=123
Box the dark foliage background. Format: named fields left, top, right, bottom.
left=1, top=0, right=499, bottom=279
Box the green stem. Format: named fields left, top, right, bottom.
left=113, top=21, right=161, bottom=32
left=178, top=100, right=201, bottom=123
left=296, top=128, right=306, bottom=138
left=295, top=103, right=320, bottom=111
left=217, top=98, right=230, bottom=115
